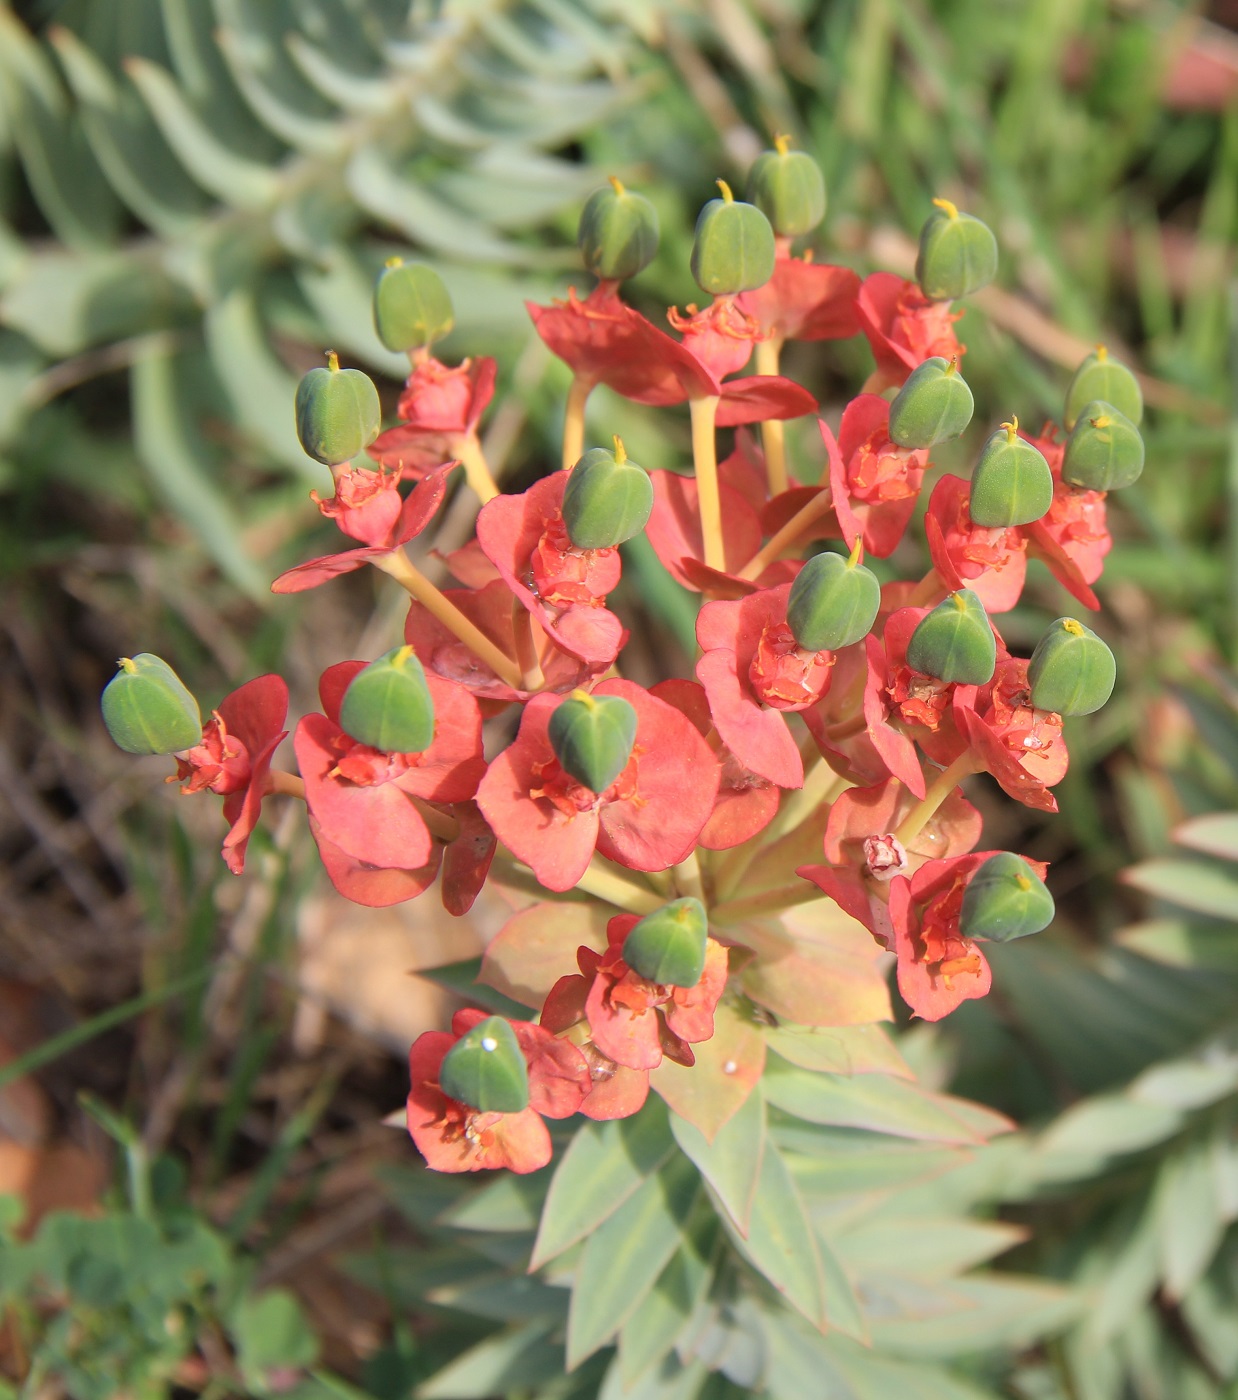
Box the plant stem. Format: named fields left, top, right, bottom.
left=267, top=771, right=306, bottom=799
left=411, top=797, right=461, bottom=843
left=455, top=432, right=500, bottom=502
left=575, top=858, right=664, bottom=914
left=906, top=568, right=946, bottom=608
left=690, top=395, right=725, bottom=571
left=672, top=849, right=707, bottom=904
left=755, top=337, right=789, bottom=495
left=372, top=550, right=523, bottom=688
left=511, top=600, right=545, bottom=692
left=562, top=374, right=594, bottom=472
left=737, top=487, right=834, bottom=581
left=711, top=880, right=824, bottom=926
left=892, top=751, right=979, bottom=847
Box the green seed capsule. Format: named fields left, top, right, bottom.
left=622, top=897, right=709, bottom=987
left=906, top=589, right=996, bottom=686
left=339, top=646, right=436, bottom=754
left=888, top=357, right=974, bottom=449
left=438, top=1016, right=530, bottom=1114
left=578, top=177, right=660, bottom=282
left=101, top=653, right=202, bottom=755
left=786, top=540, right=881, bottom=652
left=690, top=180, right=776, bottom=297
left=915, top=197, right=998, bottom=302
left=1061, top=400, right=1144, bottom=491
left=968, top=418, right=1053, bottom=527
left=1027, top=618, right=1116, bottom=717
left=1064, top=346, right=1142, bottom=429
left=295, top=352, right=381, bottom=466
left=547, top=690, right=637, bottom=795
left=959, top=852, right=1055, bottom=943
left=745, top=138, right=826, bottom=238
left=562, top=437, right=654, bottom=550
left=373, top=258, right=455, bottom=352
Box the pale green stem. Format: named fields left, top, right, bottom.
left=574, top=858, right=664, bottom=914
left=711, top=881, right=825, bottom=926
left=690, top=395, right=725, bottom=571
left=755, top=337, right=789, bottom=495
left=562, top=374, right=594, bottom=472
left=454, top=432, right=500, bottom=503
left=737, top=487, right=834, bottom=582
left=672, top=849, right=707, bottom=904
left=892, top=751, right=980, bottom=848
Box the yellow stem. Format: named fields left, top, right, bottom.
left=711, top=881, right=825, bottom=926
left=755, top=338, right=789, bottom=495
left=574, top=858, right=664, bottom=914
left=411, top=797, right=461, bottom=843
left=892, top=751, right=979, bottom=848
left=562, top=375, right=594, bottom=473
left=690, top=395, right=725, bottom=572
left=737, top=488, right=834, bottom=582
left=371, top=551, right=523, bottom=689
left=511, top=600, right=545, bottom=692
left=266, top=771, right=306, bottom=800
left=905, top=568, right=947, bottom=609
left=454, top=433, right=500, bottom=503
left=672, top=849, right=707, bottom=904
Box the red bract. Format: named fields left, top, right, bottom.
left=651, top=679, right=779, bottom=849
left=882, top=607, right=980, bottom=768
left=801, top=637, right=925, bottom=797
left=311, top=466, right=403, bottom=546
left=440, top=801, right=497, bottom=917
left=406, top=1009, right=590, bottom=1174
left=309, top=813, right=440, bottom=909
left=527, top=283, right=816, bottom=426
left=476, top=679, right=720, bottom=893
left=369, top=356, right=496, bottom=480
left=955, top=658, right=1068, bottom=813
left=666, top=297, right=765, bottom=381
left=403, top=579, right=605, bottom=709
left=475, top=473, right=626, bottom=666
left=798, top=778, right=981, bottom=945
left=827, top=399, right=929, bottom=558
left=1021, top=425, right=1107, bottom=611
left=696, top=584, right=835, bottom=789
left=540, top=972, right=650, bottom=1121
left=175, top=674, right=289, bottom=875
left=856, top=272, right=964, bottom=390
left=295, top=660, right=485, bottom=877
left=737, top=253, right=861, bottom=343
left=272, top=463, right=455, bottom=595
left=886, top=851, right=1046, bottom=1021
left=923, top=474, right=1028, bottom=614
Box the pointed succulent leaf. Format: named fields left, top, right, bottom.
left=1061, top=400, right=1144, bottom=490
left=887, top=356, right=974, bottom=448
left=959, top=852, right=1055, bottom=942
left=1028, top=618, right=1116, bottom=716
left=906, top=589, right=996, bottom=685
left=622, top=898, right=709, bottom=987
left=294, top=353, right=381, bottom=466
left=745, top=139, right=826, bottom=237
left=578, top=178, right=660, bottom=282
left=786, top=542, right=880, bottom=652
left=339, top=646, right=436, bottom=753
left=547, top=690, right=637, bottom=794
left=438, top=1016, right=530, bottom=1114
left=915, top=197, right=998, bottom=301
left=690, top=181, right=775, bottom=296
left=101, top=653, right=202, bottom=755
left=968, top=419, right=1053, bottom=527
left=562, top=438, right=653, bottom=550
left=1065, top=346, right=1142, bottom=429
left=373, top=258, right=455, bottom=352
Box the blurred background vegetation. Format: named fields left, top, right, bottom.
left=2, top=0, right=1238, bottom=1396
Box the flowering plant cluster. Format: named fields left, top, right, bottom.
left=103, top=146, right=1142, bottom=1178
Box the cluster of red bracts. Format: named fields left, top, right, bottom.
left=408, top=917, right=728, bottom=1173
left=169, top=255, right=1107, bottom=1171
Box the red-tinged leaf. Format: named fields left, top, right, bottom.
left=738, top=923, right=893, bottom=1028
left=717, top=374, right=818, bottom=427
left=651, top=999, right=766, bottom=1142
left=480, top=901, right=610, bottom=1009
left=670, top=1082, right=766, bottom=1237
left=271, top=544, right=380, bottom=593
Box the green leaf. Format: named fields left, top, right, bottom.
left=1037, top=1095, right=1185, bottom=1163
left=1117, top=918, right=1238, bottom=971
left=413, top=958, right=535, bottom=1022
left=1173, top=812, right=1238, bottom=861
left=762, top=1054, right=990, bottom=1144
left=233, top=1288, right=320, bottom=1382
left=617, top=1210, right=715, bottom=1387
left=601, top=1354, right=708, bottom=1400
left=1121, top=858, right=1238, bottom=920
left=867, top=1275, right=1081, bottom=1358
left=1155, top=1137, right=1226, bottom=1301
left=479, top=901, right=610, bottom=1009
left=439, top=1171, right=548, bottom=1235
left=650, top=998, right=766, bottom=1142
left=1131, top=1053, right=1238, bottom=1110
left=764, top=1023, right=911, bottom=1078
left=418, top=1321, right=561, bottom=1400
left=530, top=1098, right=673, bottom=1269
left=725, top=1137, right=826, bottom=1329
left=670, top=1082, right=765, bottom=1236
left=424, top=1272, right=566, bottom=1324
left=832, top=1217, right=1025, bottom=1281
left=565, top=1153, right=700, bottom=1368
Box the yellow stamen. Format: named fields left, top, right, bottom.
left=1061, top=618, right=1085, bottom=637
left=608, top=175, right=625, bottom=197
left=326, top=349, right=340, bottom=372
left=944, top=356, right=959, bottom=377
left=569, top=688, right=597, bottom=709
left=773, top=133, right=791, bottom=156
left=716, top=179, right=734, bottom=203
left=932, top=197, right=959, bottom=220
left=384, top=256, right=403, bottom=269
left=391, top=644, right=416, bottom=668
left=951, top=591, right=967, bottom=611
left=847, top=536, right=864, bottom=568
left=118, top=657, right=137, bottom=673
left=1001, top=415, right=1019, bottom=442
left=1015, top=874, right=1032, bottom=891
left=1095, top=344, right=1108, bottom=361
left=612, top=435, right=627, bottom=465
left=1091, top=414, right=1112, bottom=430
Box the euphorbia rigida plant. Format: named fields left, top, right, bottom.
left=103, top=144, right=1143, bottom=1393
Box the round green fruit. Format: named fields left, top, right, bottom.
left=746, top=139, right=826, bottom=238
left=547, top=691, right=637, bottom=794
left=339, top=646, right=436, bottom=754
left=888, top=357, right=974, bottom=449
left=968, top=419, right=1053, bottom=527
left=915, top=198, right=998, bottom=302
left=959, top=852, right=1055, bottom=943
left=690, top=181, right=776, bottom=296
left=1027, top=618, right=1116, bottom=717
left=373, top=259, right=455, bottom=352
left=1061, top=400, right=1144, bottom=491
left=562, top=438, right=653, bottom=550
left=294, top=353, right=381, bottom=466
left=786, top=542, right=881, bottom=652
left=622, top=897, right=709, bottom=987
left=906, top=589, right=997, bottom=686
left=101, top=653, right=202, bottom=755
left=578, top=178, right=660, bottom=282
left=1064, top=347, right=1142, bottom=429
left=438, top=1016, right=529, bottom=1114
